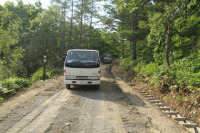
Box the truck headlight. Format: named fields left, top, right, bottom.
left=90, top=76, right=100, bottom=80
left=65, top=75, right=74, bottom=80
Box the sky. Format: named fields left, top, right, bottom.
left=0, top=0, right=51, bottom=9
left=0, top=0, right=106, bottom=15
left=0, top=0, right=108, bottom=28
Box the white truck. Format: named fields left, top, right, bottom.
left=63, top=49, right=101, bottom=89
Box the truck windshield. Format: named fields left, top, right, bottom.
left=65, top=51, right=100, bottom=68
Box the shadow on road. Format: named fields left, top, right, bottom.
left=68, top=79, right=147, bottom=107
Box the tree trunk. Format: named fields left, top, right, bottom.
left=122, top=38, right=124, bottom=59
left=165, top=0, right=170, bottom=67
left=122, top=7, right=125, bottom=59
left=61, top=0, right=66, bottom=57
left=165, top=20, right=170, bottom=67
left=69, top=0, right=73, bottom=50
left=132, top=12, right=137, bottom=60
left=89, top=0, right=93, bottom=49
left=80, top=0, right=84, bottom=48
left=132, top=41, right=136, bottom=60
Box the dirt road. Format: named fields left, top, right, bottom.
left=0, top=64, right=188, bottom=133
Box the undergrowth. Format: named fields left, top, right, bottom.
left=120, top=54, right=200, bottom=125
left=0, top=67, right=62, bottom=100
left=120, top=53, right=200, bottom=94
left=31, top=67, right=61, bottom=82
left=0, top=78, right=30, bottom=95
left=0, top=97, right=3, bottom=103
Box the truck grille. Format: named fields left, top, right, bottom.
left=75, top=76, right=90, bottom=80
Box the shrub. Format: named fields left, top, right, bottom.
left=120, top=53, right=200, bottom=92
left=50, top=67, right=62, bottom=76
left=120, top=57, right=134, bottom=72
left=0, top=67, right=61, bottom=96
left=31, top=67, right=62, bottom=82
left=0, top=86, right=12, bottom=95
left=31, top=67, right=51, bottom=82
left=0, top=97, right=3, bottom=103
left=0, top=78, right=30, bottom=95
left=170, top=53, right=200, bottom=87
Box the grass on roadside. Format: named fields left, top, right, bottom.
left=0, top=67, right=62, bottom=102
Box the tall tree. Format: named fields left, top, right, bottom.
left=115, top=0, right=151, bottom=59
left=80, top=0, right=84, bottom=48
left=69, top=0, right=74, bottom=50
left=51, top=0, right=69, bottom=56
left=147, top=0, right=196, bottom=67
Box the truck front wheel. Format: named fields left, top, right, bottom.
left=66, top=85, right=71, bottom=89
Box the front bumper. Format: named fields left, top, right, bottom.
left=63, top=80, right=101, bottom=85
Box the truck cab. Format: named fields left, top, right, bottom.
left=63, top=49, right=101, bottom=89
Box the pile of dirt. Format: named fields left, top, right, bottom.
left=112, top=64, right=200, bottom=127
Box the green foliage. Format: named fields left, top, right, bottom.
left=0, top=0, right=117, bottom=81
left=121, top=53, right=200, bottom=91
left=0, top=0, right=199, bottom=99
left=134, top=62, right=165, bottom=85
left=31, top=67, right=51, bottom=82
left=0, top=23, right=24, bottom=80
left=31, top=67, right=62, bottom=83
left=0, top=78, right=30, bottom=95
left=170, top=54, right=200, bottom=87
left=120, top=56, right=137, bottom=72
left=50, top=67, right=62, bottom=76
left=100, top=32, right=121, bottom=58
left=0, top=0, right=43, bottom=79
left=115, top=0, right=200, bottom=95
left=0, top=66, right=61, bottom=96
left=0, top=97, right=3, bottom=103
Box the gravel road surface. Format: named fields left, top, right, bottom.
left=0, top=64, right=188, bottom=133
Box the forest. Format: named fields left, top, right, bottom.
left=0, top=0, right=200, bottom=105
